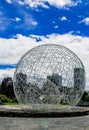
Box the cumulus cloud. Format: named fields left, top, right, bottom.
left=11, top=17, right=21, bottom=22
left=15, top=17, right=21, bottom=22
left=18, top=0, right=81, bottom=8
left=0, top=34, right=38, bottom=64
left=54, top=25, right=59, bottom=28
left=17, top=0, right=25, bottom=5
left=23, top=0, right=49, bottom=8
left=31, top=21, right=38, bottom=26
left=0, top=33, right=89, bottom=90
left=0, top=5, right=38, bottom=31
left=60, top=16, right=67, bottom=21
left=5, top=0, right=12, bottom=4
left=0, top=68, right=15, bottom=82
left=45, top=0, right=73, bottom=8
left=79, top=17, right=89, bottom=25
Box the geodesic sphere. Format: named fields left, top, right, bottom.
left=13, top=44, right=85, bottom=106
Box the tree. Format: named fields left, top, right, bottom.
left=85, top=95, right=89, bottom=101
left=1, top=77, right=15, bottom=99
left=81, top=91, right=88, bottom=101
left=0, top=84, right=3, bottom=94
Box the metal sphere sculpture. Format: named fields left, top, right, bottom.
left=13, top=44, right=85, bottom=106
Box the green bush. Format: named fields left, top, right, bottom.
left=85, top=95, right=89, bottom=101
left=0, top=94, right=11, bottom=103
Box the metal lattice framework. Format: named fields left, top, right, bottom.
left=13, top=44, right=85, bottom=106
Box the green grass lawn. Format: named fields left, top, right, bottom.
left=4, top=102, right=19, bottom=105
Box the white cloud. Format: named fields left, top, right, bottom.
left=31, top=21, right=38, bottom=25
left=5, top=0, right=12, bottom=4
left=60, top=16, right=67, bottom=21
left=22, top=0, right=81, bottom=8
left=0, top=4, right=37, bottom=31
left=0, top=69, right=15, bottom=82
left=79, top=17, right=89, bottom=25
left=24, top=0, right=49, bottom=8
left=15, top=17, right=21, bottom=22
left=0, top=33, right=89, bottom=90
left=11, top=17, right=21, bottom=22
left=13, top=9, right=38, bottom=29
left=45, top=0, right=73, bottom=8
left=54, top=25, right=59, bottom=28
left=0, top=34, right=38, bottom=64
left=17, top=0, right=25, bottom=5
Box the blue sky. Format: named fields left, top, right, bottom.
left=0, top=0, right=89, bottom=90
left=0, top=0, right=89, bottom=38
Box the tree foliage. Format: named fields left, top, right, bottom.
left=85, top=95, right=89, bottom=101
left=81, top=91, right=88, bottom=101
left=0, top=94, right=11, bottom=103
left=1, top=77, right=15, bottom=99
